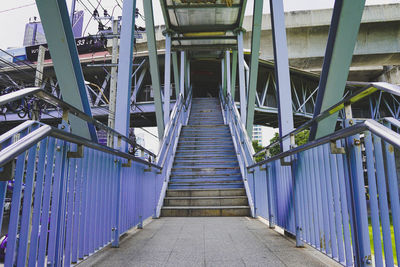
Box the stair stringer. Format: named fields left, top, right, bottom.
left=155, top=96, right=193, bottom=218
left=220, top=99, right=256, bottom=217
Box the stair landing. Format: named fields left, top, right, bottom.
left=77, top=217, right=341, bottom=267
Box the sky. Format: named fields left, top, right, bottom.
left=0, top=0, right=398, bottom=49
left=0, top=0, right=398, bottom=151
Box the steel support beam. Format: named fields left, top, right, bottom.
left=35, top=0, right=97, bottom=141
left=310, top=0, right=366, bottom=140
left=221, top=58, right=226, bottom=96
left=131, top=66, right=148, bottom=103
left=114, top=0, right=137, bottom=151
left=186, top=58, right=190, bottom=95
left=172, top=52, right=180, bottom=98
left=270, top=0, right=294, bottom=152
left=143, top=1, right=164, bottom=139
left=226, top=51, right=231, bottom=99
left=164, top=34, right=172, bottom=125
left=237, top=31, right=247, bottom=124
left=180, top=51, right=185, bottom=97
left=231, top=50, right=238, bottom=100
left=246, top=0, right=263, bottom=137
left=107, top=19, right=119, bottom=148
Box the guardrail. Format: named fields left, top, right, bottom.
left=0, top=87, right=156, bottom=159
left=247, top=119, right=400, bottom=266
left=254, top=81, right=400, bottom=157
left=155, top=90, right=192, bottom=217
left=0, top=86, right=166, bottom=265
left=220, top=90, right=256, bottom=217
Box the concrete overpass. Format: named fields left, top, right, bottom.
left=138, top=4, right=400, bottom=83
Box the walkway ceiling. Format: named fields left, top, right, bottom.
left=160, top=0, right=247, bottom=56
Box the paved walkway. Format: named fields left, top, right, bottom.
left=77, top=217, right=340, bottom=267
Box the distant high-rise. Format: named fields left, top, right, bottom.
left=252, top=125, right=263, bottom=146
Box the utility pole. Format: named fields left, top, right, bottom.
left=33, top=45, right=45, bottom=120
left=107, top=19, right=119, bottom=147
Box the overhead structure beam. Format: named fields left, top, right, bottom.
left=114, top=0, right=137, bottom=151
left=172, top=52, right=180, bottom=98
left=143, top=1, right=165, bottom=139
left=35, top=0, right=97, bottom=141
left=237, top=31, right=247, bottom=124
left=180, top=51, right=186, bottom=96
left=310, top=0, right=366, bottom=140
left=226, top=51, right=231, bottom=99
left=246, top=0, right=263, bottom=137
left=270, top=0, right=294, bottom=152
left=231, top=50, right=238, bottom=100
left=164, top=33, right=172, bottom=125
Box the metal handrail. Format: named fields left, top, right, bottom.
left=248, top=119, right=400, bottom=169
left=254, top=81, right=400, bottom=157
left=0, top=87, right=156, bottom=158
left=157, top=90, right=192, bottom=168
left=0, top=122, right=161, bottom=169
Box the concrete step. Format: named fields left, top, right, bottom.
left=174, top=151, right=236, bottom=157
left=168, top=180, right=244, bottom=189
left=178, top=141, right=233, bottom=146
left=166, top=188, right=247, bottom=197
left=176, top=145, right=235, bottom=151
left=163, top=196, right=248, bottom=207
left=172, top=166, right=240, bottom=172
left=173, top=161, right=239, bottom=168
left=161, top=206, right=250, bottom=216
left=173, top=155, right=238, bottom=161
left=170, top=178, right=242, bottom=184
left=170, top=173, right=242, bottom=179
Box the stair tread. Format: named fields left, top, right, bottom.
left=162, top=206, right=249, bottom=209
left=165, top=196, right=247, bottom=199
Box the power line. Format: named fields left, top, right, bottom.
left=0, top=3, right=35, bottom=14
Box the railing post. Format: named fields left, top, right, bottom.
left=112, top=159, right=122, bottom=247
left=291, top=141, right=303, bottom=247
left=265, top=158, right=275, bottom=229
left=344, top=117, right=372, bottom=266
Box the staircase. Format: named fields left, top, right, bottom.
left=161, top=97, right=250, bottom=216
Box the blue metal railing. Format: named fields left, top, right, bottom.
left=246, top=120, right=400, bottom=267
left=0, top=88, right=165, bottom=265
left=155, top=90, right=192, bottom=217
left=220, top=90, right=256, bottom=216
left=221, top=83, right=400, bottom=266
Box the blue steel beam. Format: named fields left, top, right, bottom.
left=310, top=0, right=366, bottom=140
left=114, top=0, right=137, bottom=151
left=270, top=0, right=294, bottom=152
left=164, top=33, right=172, bottom=125
left=35, top=0, right=97, bottom=141
left=143, top=1, right=165, bottom=138
left=237, top=31, right=247, bottom=124
left=180, top=51, right=186, bottom=97
left=246, top=0, right=263, bottom=137
left=231, top=50, right=238, bottom=99
left=172, top=52, right=180, bottom=98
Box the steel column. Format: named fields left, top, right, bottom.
left=180, top=51, right=185, bottom=97
left=221, top=58, right=226, bottom=96
left=107, top=19, right=119, bottom=148
left=269, top=0, right=294, bottom=152
left=246, top=0, right=263, bottom=137
left=35, top=0, right=97, bottom=141
left=114, top=0, right=137, bottom=151
left=226, top=51, right=231, bottom=98
left=172, top=52, right=180, bottom=98
left=231, top=50, right=238, bottom=100
left=143, top=0, right=165, bottom=139
left=310, top=0, right=366, bottom=140
left=164, top=33, right=172, bottom=125
left=237, top=31, right=247, bottom=124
